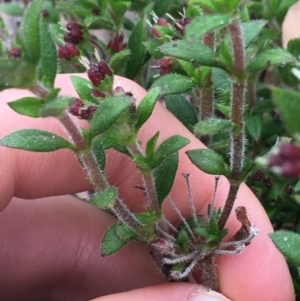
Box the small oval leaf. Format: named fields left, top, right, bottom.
left=8, top=97, right=43, bottom=118
left=151, top=74, right=196, bottom=96
left=270, top=231, right=300, bottom=267
left=135, top=87, right=161, bottom=131
left=91, top=187, right=117, bottom=209
left=89, top=95, right=132, bottom=137
left=154, top=152, right=178, bottom=205
left=0, top=129, right=75, bottom=152
left=246, top=49, right=295, bottom=73
left=194, top=119, right=232, bottom=135
left=186, top=149, right=230, bottom=176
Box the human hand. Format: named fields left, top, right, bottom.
left=0, top=74, right=294, bottom=301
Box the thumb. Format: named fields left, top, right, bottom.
left=91, top=283, right=231, bottom=301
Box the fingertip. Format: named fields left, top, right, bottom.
left=91, top=284, right=231, bottom=301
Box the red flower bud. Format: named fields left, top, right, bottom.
left=98, top=61, right=112, bottom=76
left=88, top=63, right=104, bottom=86
left=114, top=86, right=125, bottom=94
left=107, top=34, right=126, bottom=52
left=80, top=106, right=97, bottom=120
left=69, top=98, right=84, bottom=116
left=66, top=22, right=83, bottom=31
left=92, top=8, right=100, bottom=15
left=9, top=47, right=22, bottom=58
left=174, top=17, right=191, bottom=35
left=151, top=26, right=162, bottom=38
left=281, top=162, right=300, bottom=177
left=279, top=144, right=300, bottom=160
left=157, top=18, right=168, bottom=27
left=157, top=58, right=172, bottom=75
left=92, top=89, right=105, bottom=98
left=41, top=9, right=49, bottom=18
left=58, top=43, right=80, bottom=60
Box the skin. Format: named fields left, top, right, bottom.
left=0, top=74, right=295, bottom=301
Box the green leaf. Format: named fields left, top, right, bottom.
left=135, top=87, right=161, bottom=131
left=152, top=135, right=190, bottom=168
left=246, top=114, right=262, bottom=141
left=270, top=231, right=300, bottom=267
left=186, top=149, right=230, bottom=176
left=153, top=0, right=172, bottom=16
left=101, top=223, right=134, bottom=256
left=92, top=138, right=106, bottom=171
left=91, top=187, right=117, bottom=209
left=0, top=3, right=23, bottom=16
left=8, top=97, right=43, bottom=118
left=125, top=18, right=147, bottom=79
left=160, top=40, right=222, bottom=68
left=144, top=40, right=164, bottom=59
left=246, top=49, right=295, bottom=73
left=0, top=129, right=75, bottom=152
left=71, top=76, right=97, bottom=104
left=188, top=0, right=216, bottom=11
left=20, top=0, right=43, bottom=64
left=145, top=131, right=160, bottom=161
left=154, top=152, right=178, bottom=205
left=242, top=20, right=267, bottom=48
left=110, top=49, right=131, bottom=74
left=185, top=14, right=231, bottom=42
left=151, top=74, right=196, bottom=96
left=89, top=95, right=132, bottom=137
left=40, top=96, right=74, bottom=117
left=165, top=95, right=198, bottom=129
left=287, top=38, right=300, bottom=58
left=272, top=88, right=300, bottom=136
left=194, top=119, right=232, bottom=135
left=37, top=18, right=57, bottom=89
left=84, top=15, right=114, bottom=30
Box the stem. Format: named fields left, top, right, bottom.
left=196, top=31, right=215, bottom=145
left=218, top=20, right=246, bottom=230
left=128, top=142, right=160, bottom=212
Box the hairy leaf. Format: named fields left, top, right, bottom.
left=194, top=119, right=232, bottom=135
left=186, top=149, right=230, bottom=176
left=185, top=14, right=231, bottom=42
left=165, top=95, right=198, bottom=129
left=270, top=231, right=300, bottom=267
left=89, top=95, right=132, bottom=137
left=160, top=40, right=222, bottom=68
left=135, top=87, right=161, bottom=131
left=8, top=97, right=43, bottom=118
left=125, top=18, right=146, bottom=79
left=154, top=152, right=178, bottom=205
left=0, top=129, right=75, bottom=152
left=272, top=88, right=300, bottom=136
left=92, top=187, right=117, bottom=209
left=71, top=76, right=98, bottom=104
left=246, top=49, right=295, bottom=73
left=151, top=74, right=196, bottom=96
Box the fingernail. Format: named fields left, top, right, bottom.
left=187, top=288, right=232, bottom=301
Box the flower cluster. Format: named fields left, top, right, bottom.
left=107, top=33, right=126, bottom=52
left=87, top=60, right=112, bottom=87
left=58, top=22, right=84, bottom=60
left=69, top=98, right=97, bottom=120
left=268, top=144, right=300, bottom=177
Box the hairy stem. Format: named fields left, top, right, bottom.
left=218, top=20, right=246, bottom=230
left=128, top=142, right=160, bottom=212
left=196, top=31, right=215, bottom=145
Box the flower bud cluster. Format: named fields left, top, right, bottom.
left=107, top=33, right=126, bottom=52
left=87, top=60, right=112, bottom=87
left=268, top=144, right=300, bottom=177
left=69, top=98, right=97, bottom=120
left=9, top=47, right=22, bottom=58
left=58, top=22, right=84, bottom=60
